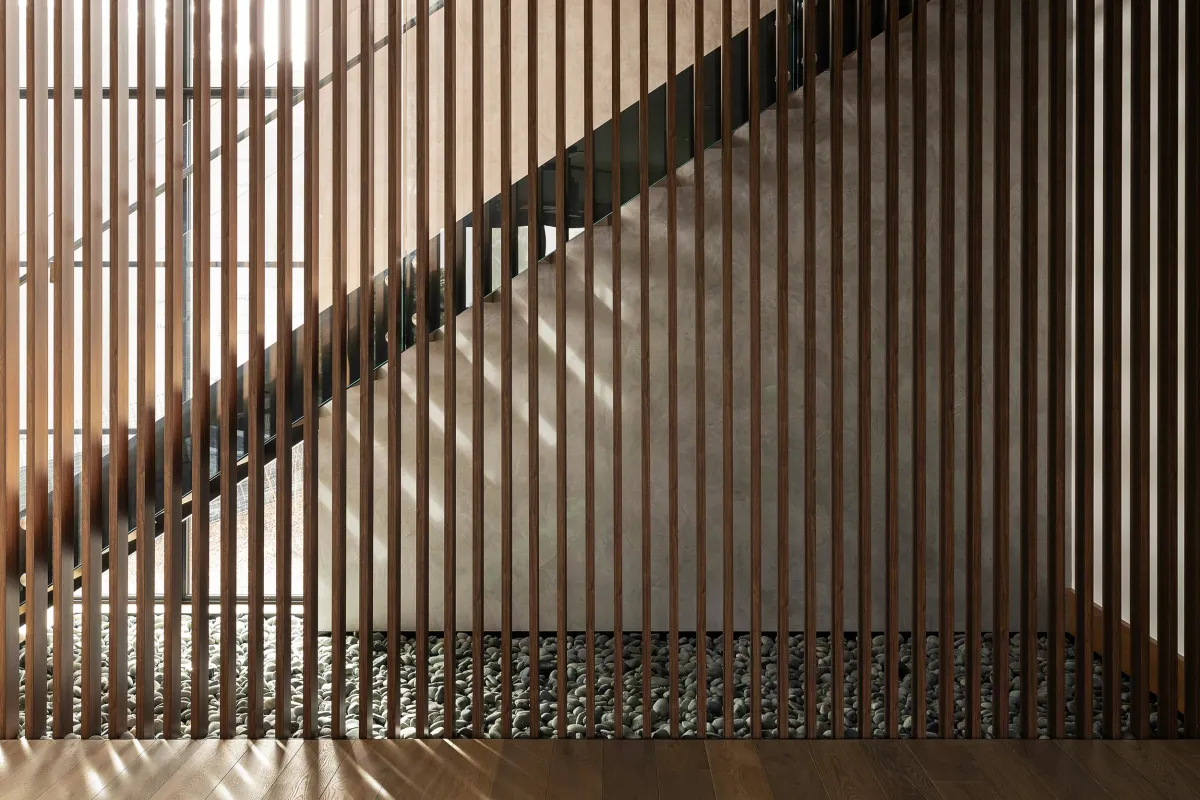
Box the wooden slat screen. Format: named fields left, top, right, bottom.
left=0, top=0, right=1191, bottom=745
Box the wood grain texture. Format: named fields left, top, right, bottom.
left=1072, top=0, right=1093, bottom=743
left=275, top=0, right=294, bottom=741
left=0, top=741, right=92, bottom=799
left=444, top=0, right=459, bottom=743
left=557, top=0, right=570, bottom=741
left=38, top=740, right=141, bottom=800
left=51, top=0, right=78, bottom=741
left=135, top=0, right=158, bottom=741
left=992, top=0, right=1011, bottom=744
left=772, top=0, right=791, bottom=745
left=706, top=740, right=775, bottom=799
left=1128, top=0, right=1151, bottom=741
left=692, top=0, right=706, bottom=742
left=93, top=742, right=197, bottom=799
left=1186, top=0, right=1200, bottom=742
left=490, top=740, right=553, bottom=799
left=1010, top=740, right=1108, bottom=799
left=84, top=0, right=110, bottom=732
left=330, top=0, right=349, bottom=741
left=800, top=0, right=815, bottom=743
left=830, top=0, right=846, bottom=741
left=219, top=0, right=239, bottom=740
left=527, top=0, right=541, bottom=740
left=359, top=0, right=377, bottom=743
left=499, top=0, right=518, bottom=738
left=24, top=0, right=50, bottom=743
left=415, top=0, right=431, bottom=739
left=191, top=0, right=213, bottom=743
left=862, top=740, right=938, bottom=799
left=909, top=0, right=926, bottom=742
left=666, top=0, right=678, bottom=742
left=885, top=0, right=901, bottom=742
left=303, top=0, right=321, bottom=741
left=471, top=0, right=485, bottom=740
left=1155, top=0, right=1180, bottom=741
left=1018, top=0, right=1038, bottom=742
left=964, top=0, right=982, bottom=742
left=588, top=0, right=601, bottom=741
left=810, top=741, right=887, bottom=799
left=747, top=0, right=763, bottom=743
left=0, top=0, right=19, bottom=742
left=858, top=0, right=873, bottom=740
left=601, top=741, right=653, bottom=800
left=256, top=740, right=347, bottom=800
left=208, top=740, right=304, bottom=799
left=657, top=742, right=715, bottom=799
left=1047, top=0, right=1068, bottom=742
left=547, top=741, right=602, bottom=800
left=937, top=0, right=955, bottom=739
left=637, top=0, right=651, bottom=742
left=1101, top=0, right=1123, bottom=742
left=756, top=740, right=827, bottom=798
left=1058, top=741, right=1168, bottom=800
left=499, top=0, right=514, bottom=739
left=149, top=740, right=251, bottom=800
left=161, top=0, right=186, bottom=742
left=721, top=0, right=733, bottom=741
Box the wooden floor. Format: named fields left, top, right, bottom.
left=2, top=738, right=1200, bottom=799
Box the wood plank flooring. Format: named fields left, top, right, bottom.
left=1, top=739, right=1199, bottom=799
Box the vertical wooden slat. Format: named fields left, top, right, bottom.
left=443, top=0, right=458, bottom=743
left=909, top=0, right=927, bottom=742
left=82, top=0, right=105, bottom=739
left=219, top=0, right=239, bottom=740
left=1019, top=0, right=1039, bottom=743
left=781, top=0, right=796, bottom=744
left=385, top=0, right=401, bottom=741
left=360, top=0, right=377, bottom=742
left=526, top=0, right=540, bottom=741
left=586, top=0, right=599, bottom=742
left=415, top=0, right=431, bottom=739
left=275, top=0, right=294, bottom=742
left=1047, top=0, right=1068, bottom=742
left=937, top=0, right=955, bottom=740
left=748, top=0, right=763, bottom=743
left=470, top=0, right=484, bottom=741
left=964, top=0, right=982, bottom=742
left=830, top=0, right=846, bottom=741
left=162, top=0, right=186, bottom=741
left=192, top=0, right=213, bottom=743
left=857, top=0, right=872, bottom=740
left=1128, top=0, right=1151, bottom=742
left=500, top=0, right=513, bottom=742
left=1186, top=0, right=1200, bottom=742
left=666, top=0, right=679, bottom=742
left=693, top=0, right=706, bottom=743
left=53, top=0, right=78, bottom=742
left=331, top=0, right=349, bottom=741
left=304, top=0, right=321, bottom=740
left=1100, top=0, right=1122, bottom=742
left=885, top=0, right=901, bottom=741
left=24, top=0, right=50, bottom=743
left=1157, top=0, right=1180, bottom=742
left=800, top=0, right=814, bottom=744
left=720, top=0, right=734, bottom=742
left=135, top=0, right=158, bottom=742
left=556, top=0, right=569, bottom=742
left=0, top=0, right=16, bottom=743
left=993, top=0, right=1012, bottom=743
left=611, top=0, right=624, bottom=740
left=1072, top=0, right=1093, bottom=744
